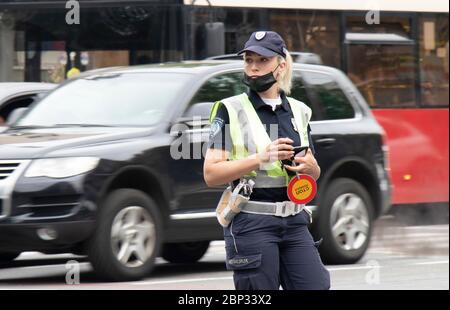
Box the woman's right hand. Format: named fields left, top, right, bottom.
left=204, top=138, right=294, bottom=187
left=258, top=138, right=294, bottom=164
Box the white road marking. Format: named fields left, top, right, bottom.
left=131, top=276, right=233, bottom=286
left=401, top=225, right=449, bottom=230
left=413, top=260, right=449, bottom=266
left=327, top=266, right=375, bottom=271
left=373, top=233, right=449, bottom=239
left=126, top=260, right=450, bottom=286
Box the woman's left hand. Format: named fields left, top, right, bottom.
left=283, top=149, right=321, bottom=180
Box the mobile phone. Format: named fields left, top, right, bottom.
left=292, top=146, right=309, bottom=158
left=281, top=146, right=309, bottom=173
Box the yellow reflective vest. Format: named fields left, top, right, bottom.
left=209, top=93, right=311, bottom=188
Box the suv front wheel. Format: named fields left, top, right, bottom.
left=316, top=178, right=374, bottom=264
left=87, top=189, right=163, bottom=281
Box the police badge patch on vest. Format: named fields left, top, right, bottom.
left=209, top=117, right=225, bottom=139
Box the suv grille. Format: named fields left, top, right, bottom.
left=0, top=161, right=21, bottom=181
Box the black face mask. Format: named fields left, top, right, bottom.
left=243, top=64, right=280, bottom=93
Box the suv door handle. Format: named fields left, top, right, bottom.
left=316, top=138, right=336, bottom=147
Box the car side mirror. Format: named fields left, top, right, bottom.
left=170, top=102, right=214, bottom=136
left=180, top=102, right=214, bottom=123
left=7, top=107, right=29, bottom=126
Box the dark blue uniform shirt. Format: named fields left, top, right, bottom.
left=208, top=90, right=316, bottom=203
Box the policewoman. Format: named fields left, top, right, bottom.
left=203, top=31, right=330, bottom=290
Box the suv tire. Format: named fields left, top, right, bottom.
left=87, top=189, right=163, bottom=281
left=316, top=178, right=374, bottom=264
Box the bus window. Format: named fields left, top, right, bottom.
left=345, top=16, right=416, bottom=109
left=347, top=45, right=417, bottom=109
left=346, top=15, right=412, bottom=37
left=419, top=14, right=449, bottom=107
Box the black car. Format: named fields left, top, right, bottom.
left=0, top=61, right=391, bottom=281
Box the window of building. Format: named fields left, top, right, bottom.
left=269, top=11, right=341, bottom=68
left=189, top=7, right=264, bottom=59
left=0, top=4, right=184, bottom=82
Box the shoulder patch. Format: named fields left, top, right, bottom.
left=209, top=117, right=225, bottom=139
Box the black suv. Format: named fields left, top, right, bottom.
left=0, top=61, right=391, bottom=281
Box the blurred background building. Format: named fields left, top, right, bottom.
left=0, top=1, right=447, bottom=94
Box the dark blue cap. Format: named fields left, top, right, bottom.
left=238, top=31, right=287, bottom=58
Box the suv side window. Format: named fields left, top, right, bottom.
left=300, top=71, right=355, bottom=120
left=189, top=71, right=247, bottom=106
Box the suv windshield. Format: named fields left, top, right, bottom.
left=15, top=72, right=190, bottom=127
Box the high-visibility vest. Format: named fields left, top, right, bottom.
left=209, top=93, right=311, bottom=188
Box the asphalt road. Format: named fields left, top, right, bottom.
left=0, top=216, right=448, bottom=290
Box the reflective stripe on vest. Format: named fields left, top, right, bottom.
left=209, top=93, right=311, bottom=188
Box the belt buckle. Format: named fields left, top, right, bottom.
left=275, top=202, right=285, bottom=217
left=275, top=202, right=297, bottom=217
left=277, top=202, right=291, bottom=217
left=285, top=202, right=295, bottom=217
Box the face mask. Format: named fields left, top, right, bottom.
left=243, top=64, right=280, bottom=93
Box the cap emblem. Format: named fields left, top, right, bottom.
left=255, top=31, right=266, bottom=40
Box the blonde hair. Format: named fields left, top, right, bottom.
left=276, top=50, right=293, bottom=95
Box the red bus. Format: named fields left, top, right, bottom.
left=189, top=0, right=449, bottom=206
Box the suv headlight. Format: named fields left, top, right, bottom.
left=25, top=157, right=100, bottom=178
